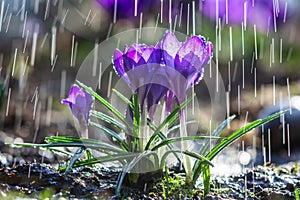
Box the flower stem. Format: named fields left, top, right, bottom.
left=179, top=110, right=192, bottom=185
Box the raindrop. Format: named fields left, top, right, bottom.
left=192, top=0, right=195, bottom=35
left=30, top=25, right=39, bottom=66
left=40, top=32, right=48, bottom=49
left=186, top=3, right=190, bottom=35
left=178, top=2, right=183, bottom=27
left=70, top=35, right=75, bottom=67
left=241, top=22, right=245, bottom=56
left=268, top=128, right=271, bottom=162
left=98, top=62, right=102, bottom=90
left=160, top=0, right=163, bottom=23
left=113, top=0, right=117, bottom=23
left=229, top=26, right=233, bottom=61
left=84, top=9, right=91, bottom=26
left=226, top=91, right=230, bottom=128
left=243, top=1, right=247, bottom=30
left=273, top=76, right=276, bottom=105
left=5, top=12, right=11, bottom=33
left=279, top=38, right=283, bottom=63
left=254, top=24, right=257, bottom=60
left=287, top=123, right=290, bottom=156
left=283, top=1, right=288, bottom=23
left=134, top=0, right=137, bottom=17
left=51, top=26, right=57, bottom=66
left=11, top=48, right=17, bottom=77
left=287, top=78, right=292, bottom=114
left=44, top=0, right=50, bottom=21
left=0, top=0, right=4, bottom=32
left=139, top=12, right=143, bottom=38
left=238, top=85, right=240, bottom=115
left=22, top=29, right=29, bottom=53
left=5, top=87, right=11, bottom=116
left=22, top=11, right=27, bottom=38
left=60, top=69, right=66, bottom=99
left=242, top=59, right=245, bottom=89
left=254, top=67, right=257, bottom=97
left=92, top=39, right=99, bottom=76
left=107, top=71, right=113, bottom=98
left=34, top=0, right=39, bottom=14
left=46, top=96, right=53, bottom=126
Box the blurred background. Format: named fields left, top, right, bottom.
left=0, top=0, right=300, bottom=173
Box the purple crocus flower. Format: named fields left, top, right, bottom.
left=62, top=84, right=94, bottom=138
left=113, top=43, right=167, bottom=120
left=202, top=0, right=292, bottom=33
left=113, top=31, right=212, bottom=119
left=161, top=31, right=212, bottom=112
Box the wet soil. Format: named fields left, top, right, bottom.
left=0, top=161, right=299, bottom=199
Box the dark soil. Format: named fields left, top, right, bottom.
left=0, top=161, right=299, bottom=199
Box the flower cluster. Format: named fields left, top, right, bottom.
left=113, top=31, right=212, bottom=119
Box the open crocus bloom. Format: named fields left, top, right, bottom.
left=114, top=43, right=167, bottom=120
left=62, top=84, right=94, bottom=126
left=161, top=32, right=212, bottom=112
left=113, top=31, right=212, bottom=118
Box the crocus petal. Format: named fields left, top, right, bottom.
left=161, top=31, right=181, bottom=68
left=113, top=49, right=125, bottom=77
left=123, top=44, right=146, bottom=71
left=202, top=41, right=213, bottom=66
left=146, top=84, right=168, bottom=120
left=62, top=85, right=94, bottom=125
left=176, top=36, right=206, bottom=65
left=173, top=35, right=208, bottom=82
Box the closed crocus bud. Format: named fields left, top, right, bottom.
left=62, top=84, right=94, bottom=138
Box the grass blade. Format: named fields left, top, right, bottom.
left=151, top=136, right=222, bottom=151
left=206, top=110, right=286, bottom=161
left=64, top=147, right=85, bottom=175
left=59, top=152, right=139, bottom=170
left=89, top=121, right=129, bottom=151
left=112, top=89, right=132, bottom=108
left=199, top=115, right=236, bottom=156
left=11, top=140, right=124, bottom=153
left=91, top=110, right=126, bottom=131
left=160, top=150, right=213, bottom=169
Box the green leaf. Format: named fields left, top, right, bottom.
left=64, top=147, right=85, bottom=175
left=295, top=187, right=300, bottom=200
left=89, top=121, right=129, bottom=151
left=11, top=137, right=124, bottom=154
left=59, top=152, right=139, bottom=170
left=202, top=163, right=210, bottom=196
left=160, top=150, right=213, bottom=169
left=199, top=115, right=236, bottom=156
left=112, top=89, right=132, bottom=108
left=145, top=95, right=194, bottom=150
left=151, top=136, right=222, bottom=151
left=206, top=110, right=286, bottom=161
left=192, top=110, right=286, bottom=184
left=76, top=80, right=132, bottom=130
left=132, top=93, right=140, bottom=137
left=166, top=120, right=196, bottom=136
left=91, top=110, right=126, bottom=131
